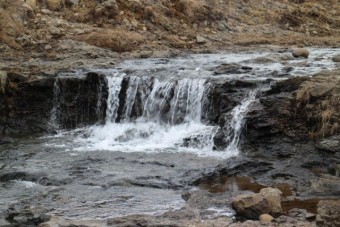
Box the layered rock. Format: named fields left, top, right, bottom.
left=0, top=72, right=54, bottom=134
left=0, top=72, right=108, bottom=133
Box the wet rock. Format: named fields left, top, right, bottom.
left=53, top=72, right=108, bottom=129
left=259, top=187, right=283, bottom=217
left=0, top=73, right=55, bottom=133
left=310, top=174, right=340, bottom=196
left=0, top=137, right=14, bottom=145
left=231, top=193, right=270, bottom=220
left=267, top=76, right=308, bottom=94
left=274, top=215, right=316, bottom=226
left=332, top=55, right=340, bottom=63
left=292, top=48, right=309, bottom=58
left=316, top=135, right=340, bottom=153
left=5, top=205, right=50, bottom=226
left=316, top=200, right=340, bottom=227
left=259, top=214, right=273, bottom=223
left=213, top=63, right=253, bottom=75
left=287, top=208, right=316, bottom=221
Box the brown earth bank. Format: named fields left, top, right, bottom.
left=0, top=0, right=339, bottom=74
left=1, top=1, right=340, bottom=227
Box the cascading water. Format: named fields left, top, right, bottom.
left=106, top=74, right=124, bottom=123
left=48, top=72, right=259, bottom=158
left=224, top=89, right=258, bottom=155
left=75, top=75, right=219, bottom=156
left=49, top=78, right=61, bottom=129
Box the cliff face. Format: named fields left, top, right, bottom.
left=0, top=72, right=54, bottom=134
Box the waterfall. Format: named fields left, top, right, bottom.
left=49, top=72, right=259, bottom=158
left=224, top=89, right=258, bottom=155
left=49, top=78, right=61, bottom=129
left=106, top=74, right=124, bottom=123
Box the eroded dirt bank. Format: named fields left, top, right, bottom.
left=0, top=0, right=339, bottom=74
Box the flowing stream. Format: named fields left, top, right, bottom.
left=1, top=48, right=339, bottom=222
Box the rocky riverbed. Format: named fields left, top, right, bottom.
left=1, top=48, right=340, bottom=226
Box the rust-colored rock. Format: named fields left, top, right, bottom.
left=231, top=193, right=270, bottom=220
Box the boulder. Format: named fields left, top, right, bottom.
left=231, top=193, right=270, bottom=220
left=48, top=26, right=61, bottom=35
left=213, top=63, right=253, bottom=75
left=316, top=200, right=340, bottom=227
left=316, top=135, right=340, bottom=153
left=332, top=55, right=340, bottom=63
left=259, top=187, right=283, bottom=217
left=292, top=48, right=309, bottom=58
left=259, top=214, right=273, bottom=223
left=25, top=0, right=36, bottom=9
left=46, top=0, right=62, bottom=11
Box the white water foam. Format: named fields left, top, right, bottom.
left=69, top=76, right=226, bottom=157
left=106, top=73, right=124, bottom=123
left=46, top=74, right=261, bottom=158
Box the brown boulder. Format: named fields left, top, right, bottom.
left=231, top=193, right=270, bottom=220
left=259, top=187, right=283, bottom=217
left=46, top=0, right=61, bottom=11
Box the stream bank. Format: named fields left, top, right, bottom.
left=0, top=48, right=339, bottom=226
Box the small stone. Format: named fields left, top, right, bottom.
left=131, top=19, right=138, bottom=28
left=196, top=35, right=207, bottom=44
left=259, top=187, right=283, bottom=217
left=41, top=9, right=51, bottom=15
left=22, top=3, right=34, bottom=12
left=46, top=0, right=61, bottom=10
left=292, top=48, right=309, bottom=58
left=26, top=0, right=36, bottom=8
left=44, top=45, right=52, bottom=50
left=65, top=0, right=79, bottom=6
left=48, top=26, right=61, bottom=35
left=259, top=214, right=273, bottom=223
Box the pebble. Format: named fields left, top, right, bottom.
left=44, top=45, right=52, bottom=50
left=41, top=9, right=51, bottom=15
left=48, top=26, right=61, bottom=35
